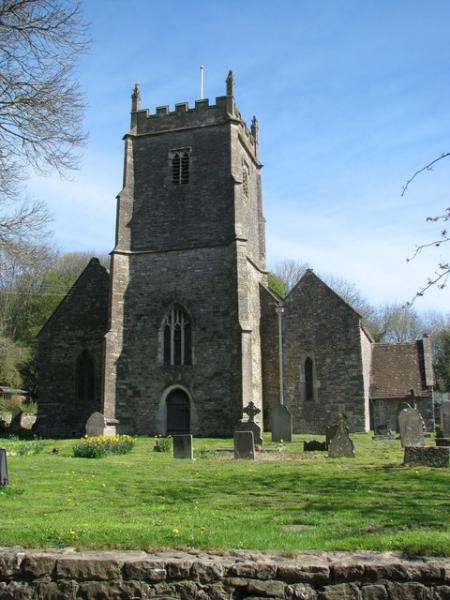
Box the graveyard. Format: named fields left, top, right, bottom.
left=0, top=432, right=449, bottom=557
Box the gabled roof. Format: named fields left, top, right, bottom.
left=38, top=257, right=109, bottom=337
left=286, top=269, right=363, bottom=317
left=370, top=340, right=432, bottom=399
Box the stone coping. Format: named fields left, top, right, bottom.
left=1, top=547, right=449, bottom=599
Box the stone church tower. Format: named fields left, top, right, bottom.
left=103, top=73, right=267, bottom=435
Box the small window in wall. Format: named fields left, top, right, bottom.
left=162, top=305, right=192, bottom=366
left=305, top=357, right=314, bottom=401
left=242, top=162, right=249, bottom=196
left=170, top=148, right=191, bottom=185
left=76, top=350, right=95, bottom=404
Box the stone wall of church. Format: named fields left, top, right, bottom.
left=106, top=246, right=243, bottom=437
left=105, top=93, right=266, bottom=436
left=260, top=285, right=281, bottom=428
left=283, top=271, right=367, bottom=434
left=36, top=259, right=110, bottom=438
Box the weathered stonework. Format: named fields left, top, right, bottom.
left=283, top=270, right=368, bottom=434
left=36, top=75, right=436, bottom=438
left=0, top=548, right=448, bottom=599
left=36, top=259, right=110, bottom=437
left=103, top=79, right=266, bottom=436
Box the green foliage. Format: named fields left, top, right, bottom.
left=153, top=435, right=172, bottom=452
left=433, top=329, right=450, bottom=391
left=17, top=441, right=45, bottom=456
left=267, top=272, right=287, bottom=298
left=73, top=435, right=135, bottom=459
left=0, top=335, right=29, bottom=388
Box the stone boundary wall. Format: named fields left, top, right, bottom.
left=0, top=547, right=449, bottom=599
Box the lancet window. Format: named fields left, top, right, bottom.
left=76, top=350, right=95, bottom=404
left=163, top=305, right=192, bottom=366
left=305, top=357, right=314, bottom=401
left=171, top=148, right=190, bottom=185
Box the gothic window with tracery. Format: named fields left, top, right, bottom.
left=171, top=148, right=190, bottom=185
left=305, top=357, right=314, bottom=401
left=162, top=305, right=192, bottom=366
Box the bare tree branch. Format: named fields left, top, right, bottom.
left=401, top=152, right=450, bottom=197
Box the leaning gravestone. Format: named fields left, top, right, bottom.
left=441, top=402, right=450, bottom=436
left=328, top=415, right=355, bottom=458
left=234, top=431, right=255, bottom=460
left=235, top=401, right=263, bottom=449
left=173, top=434, right=193, bottom=459
left=0, top=448, right=8, bottom=487
left=271, top=404, right=292, bottom=442
left=398, top=406, right=425, bottom=448
left=85, top=412, right=106, bottom=437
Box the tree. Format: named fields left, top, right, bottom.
left=433, top=329, right=450, bottom=392
left=402, top=153, right=450, bottom=303
left=271, top=259, right=310, bottom=297
left=0, top=0, right=89, bottom=253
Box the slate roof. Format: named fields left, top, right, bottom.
left=370, top=340, right=432, bottom=399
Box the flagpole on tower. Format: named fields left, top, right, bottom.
left=200, top=65, right=205, bottom=99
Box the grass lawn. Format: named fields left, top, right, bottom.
left=0, top=433, right=449, bottom=555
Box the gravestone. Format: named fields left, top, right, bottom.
left=10, top=411, right=37, bottom=432
left=328, top=415, right=355, bottom=458
left=0, top=448, right=8, bottom=487
left=173, top=434, right=193, bottom=459
left=85, top=412, right=106, bottom=437
left=373, top=423, right=392, bottom=440
left=441, top=402, right=450, bottom=436
left=326, top=413, right=349, bottom=447
left=271, top=404, right=292, bottom=442
left=304, top=440, right=328, bottom=452
left=234, top=431, right=255, bottom=460
left=235, top=401, right=263, bottom=449
left=404, top=446, right=450, bottom=468
left=398, top=406, right=425, bottom=448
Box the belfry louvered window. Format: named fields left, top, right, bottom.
left=170, top=148, right=190, bottom=185
left=163, top=305, right=192, bottom=366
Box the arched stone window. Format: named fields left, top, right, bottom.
left=76, top=350, right=95, bottom=404
left=305, top=357, right=314, bottom=402
left=170, top=148, right=190, bottom=185
left=162, top=305, right=192, bottom=366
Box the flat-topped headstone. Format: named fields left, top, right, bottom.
left=328, top=415, right=355, bottom=458
left=404, top=446, right=450, bottom=468
left=173, top=434, right=193, bottom=459
left=441, top=402, right=450, bottom=436
left=271, top=404, right=292, bottom=442
left=234, top=431, right=255, bottom=460
left=85, top=412, right=106, bottom=437
left=398, top=406, right=425, bottom=448
left=0, top=448, right=8, bottom=487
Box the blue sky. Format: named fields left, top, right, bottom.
left=27, top=0, right=450, bottom=311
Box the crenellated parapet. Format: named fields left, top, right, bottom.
left=128, top=71, right=259, bottom=159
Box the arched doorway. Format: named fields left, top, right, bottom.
left=166, top=389, right=190, bottom=434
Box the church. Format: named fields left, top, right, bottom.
left=35, top=73, right=435, bottom=438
